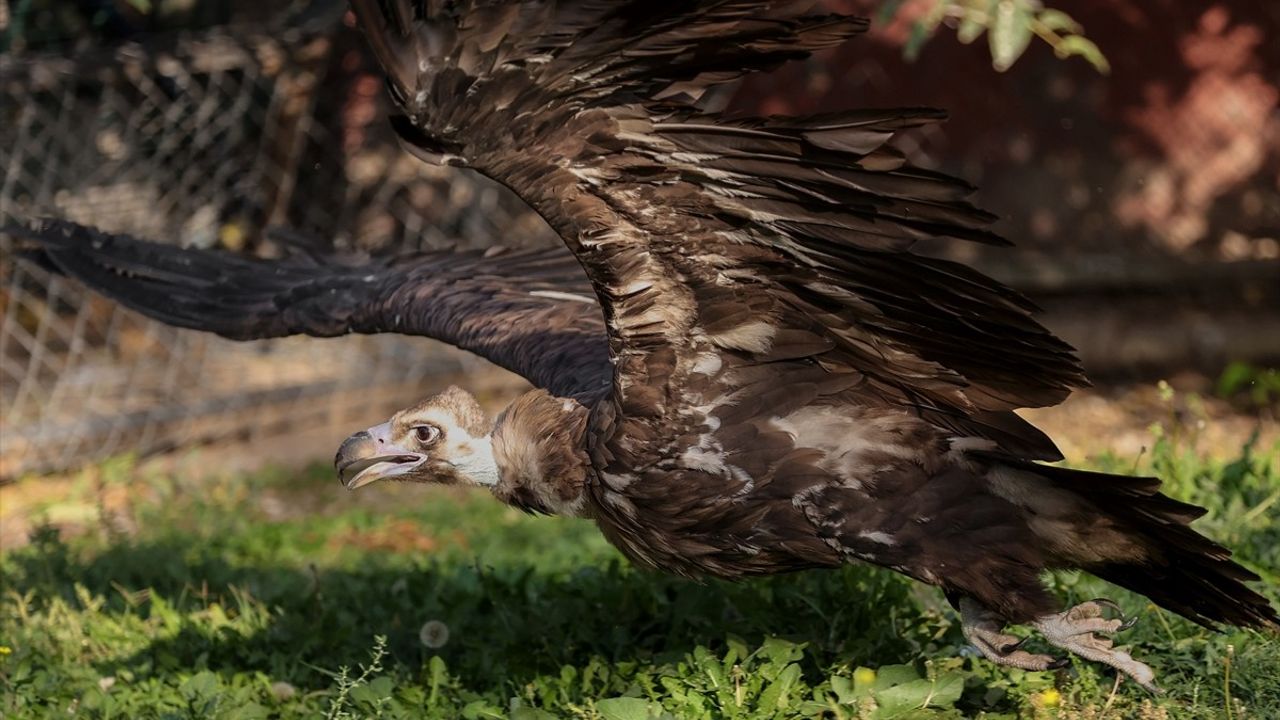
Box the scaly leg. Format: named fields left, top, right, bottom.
left=959, top=597, right=1155, bottom=691
left=958, top=597, right=1068, bottom=671
left=1033, top=599, right=1158, bottom=692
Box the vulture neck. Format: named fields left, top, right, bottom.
left=489, top=390, right=593, bottom=516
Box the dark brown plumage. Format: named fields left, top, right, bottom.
left=12, top=0, right=1275, bottom=691
left=16, top=221, right=610, bottom=401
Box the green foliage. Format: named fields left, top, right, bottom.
left=880, top=0, right=1110, bottom=74
left=1217, top=363, right=1280, bottom=410
left=321, top=635, right=392, bottom=720
left=1, top=410, right=1277, bottom=719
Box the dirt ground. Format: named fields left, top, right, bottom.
left=1, top=370, right=1274, bottom=551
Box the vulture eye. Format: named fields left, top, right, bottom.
left=412, top=425, right=442, bottom=446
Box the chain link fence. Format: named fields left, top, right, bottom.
left=0, top=16, right=554, bottom=480
left=3, top=6, right=1276, bottom=480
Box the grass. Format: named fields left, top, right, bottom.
left=1, top=411, right=1277, bottom=718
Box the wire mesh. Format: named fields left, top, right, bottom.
left=3, top=6, right=1276, bottom=479
left=0, top=19, right=552, bottom=479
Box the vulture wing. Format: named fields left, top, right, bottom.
left=10, top=219, right=610, bottom=400
left=350, top=0, right=1086, bottom=461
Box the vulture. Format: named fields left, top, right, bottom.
left=11, top=0, right=1275, bottom=691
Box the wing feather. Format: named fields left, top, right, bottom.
left=9, top=219, right=610, bottom=400
left=350, top=0, right=1086, bottom=462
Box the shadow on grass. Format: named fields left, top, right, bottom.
left=7, top=510, right=1280, bottom=717
left=6, top=527, right=939, bottom=693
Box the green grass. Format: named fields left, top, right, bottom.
left=1, top=428, right=1277, bottom=719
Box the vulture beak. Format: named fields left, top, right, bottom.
left=335, top=421, right=425, bottom=490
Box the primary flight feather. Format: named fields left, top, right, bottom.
left=12, top=0, right=1274, bottom=690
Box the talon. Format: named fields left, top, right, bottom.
left=1089, top=597, right=1133, bottom=630
left=999, top=638, right=1028, bottom=655
left=958, top=598, right=1061, bottom=672
left=1034, top=604, right=1157, bottom=691
left=1047, top=656, right=1072, bottom=670
left=1090, top=598, right=1122, bottom=613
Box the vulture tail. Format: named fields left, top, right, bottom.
left=991, top=456, right=1278, bottom=630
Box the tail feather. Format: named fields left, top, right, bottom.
left=991, top=455, right=1277, bottom=630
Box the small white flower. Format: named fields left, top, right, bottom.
left=419, top=619, right=450, bottom=648
left=98, top=677, right=116, bottom=691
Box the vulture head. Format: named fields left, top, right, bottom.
left=335, top=386, right=498, bottom=490
left=335, top=385, right=593, bottom=516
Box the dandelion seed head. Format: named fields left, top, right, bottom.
left=419, top=619, right=450, bottom=648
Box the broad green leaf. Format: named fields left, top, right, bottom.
left=367, top=675, right=394, bottom=698
left=872, top=664, right=920, bottom=690
left=725, top=634, right=750, bottom=665
left=872, top=673, right=965, bottom=718
left=228, top=702, right=270, bottom=720
left=757, top=662, right=802, bottom=709
left=831, top=675, right=858, bottom=705
left=757, top=637, right=803, bottom=670
left=180, top=670, right=218, bottom=701
left=873, top=679, right=934, bottom=718
left=597, top=696, right=657, bottom=720
left=922, top=672, right=965, bottom=707
left=78, top=687, right=115, bottom=713
left=461, top=699, right=506, bottom=719
left=427, top=655, right=449, bottom=705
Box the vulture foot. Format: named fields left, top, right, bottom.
left=959, top=597, right=1156, bottom=690
left=1033, top=599, right=1159, bottom=693
left=958, top=598, right=1068, bottom=672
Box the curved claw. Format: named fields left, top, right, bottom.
left=1089, top=598, right=1123, bottom=614
left=1088, top=597, right=1135, bottom=630
left=999, top=637, right=1029, bottom=655
left=1034, top=604, right=1157, bottom=691
left=1047, top=656, right=1073, bottom=670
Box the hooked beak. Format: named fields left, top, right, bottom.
left=335, top=421, right=425, bottom=490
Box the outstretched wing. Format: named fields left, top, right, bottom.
left=9, top=219, right=610, bottom=400
left=350, top=0, right=1085, bottom=463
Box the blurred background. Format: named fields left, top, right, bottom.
left=1, top=0, right=1277, bottom=483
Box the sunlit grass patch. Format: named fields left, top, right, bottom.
left=1, top=420, right=1276, bottom=718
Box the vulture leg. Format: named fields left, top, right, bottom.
left=1033, top=600, right=1159, bottom=692
left=957, top=598, right=1066, bottom=672
left=959, top=597, right=1156, bottom=689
